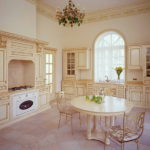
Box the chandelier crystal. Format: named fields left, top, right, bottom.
left=56, top=0, right=85, bottom=27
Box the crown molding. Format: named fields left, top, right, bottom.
left=84, top=0, right=150, bottom=23
left=36, top=0, right=56, bottom=21
left=28, top=0, right=150, bottom=24
left=0, top=30, right=48, bottom=45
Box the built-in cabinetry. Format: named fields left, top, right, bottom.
left=35, top=52, right=44, bottom=87
left=128, top=46, right=142, bottom=69
left=63, top=48, right=90, bottom=79
left=77, top=49, right=89, bottom=69
left=39, top=88, right=49, bottom=109
left=0, top=31, right=56, bottom=128
left=0, top=41, right=7, bottom=91
left=127, top=84, right=143, bottom=106
left=143, top=45, right=150, bottom=83
left=0, top=97, right=9, bottom=125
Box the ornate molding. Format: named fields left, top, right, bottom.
left=0, top=30, right=48, bottom=45
left=37, top=0, right=150, bottom=24
left=84, top=0, right=150, bottom=23
left=37, top=0, right=56, bottom=21
left=0, top=36, right=7, bottom=48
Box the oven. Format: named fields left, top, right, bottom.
left=10, top=90, right=38, bottom=118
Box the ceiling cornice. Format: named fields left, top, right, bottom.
left=26, top=0, right=150, bottom=24
left=84, top=0, right=150, bottom=23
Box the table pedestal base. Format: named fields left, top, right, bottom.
left=87, top=115, right=113, bottom=145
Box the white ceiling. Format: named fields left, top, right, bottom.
left=42, top=0, right=144, bottom=12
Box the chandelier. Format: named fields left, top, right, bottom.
left=56, top=0, right=85, bottom=27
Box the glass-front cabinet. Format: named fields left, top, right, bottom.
left=63, top=50, right=76, bottom=79
left=67, top=52, right=75, bottom=76
left=143, top=45, right=150, bottom=82
left=146, top=48, right=150, bottom=77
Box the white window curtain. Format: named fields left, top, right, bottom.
left=94, top=32, right=125, bottom=82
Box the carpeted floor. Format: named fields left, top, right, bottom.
left=0, top=107, right=150, bottom=150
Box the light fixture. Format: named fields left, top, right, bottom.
left=56, top=0, right=85, bottom=27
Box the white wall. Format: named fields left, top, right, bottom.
left=61, top=13, right=150, bottom=48
left=37, top=12, right=64, bottom=91
left=0, top=0, right=36, bottom=38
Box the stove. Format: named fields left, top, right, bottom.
left=9, top=86, right=33, bottom=91
left=10, top=90, right=38, bottom=118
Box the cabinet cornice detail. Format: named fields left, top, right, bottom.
left=0, top=36, right=7, bottom=48
left=0, top=30, right=48, bottom=45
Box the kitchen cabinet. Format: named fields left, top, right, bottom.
left=76, top=82, right=87, bottom=96
left=63, top=48, right=90, bottom=79
left=63, top=50, right=76, bottom=79
left=62, top=80, right=76, bottom=98
left=143, top=45, right=150, bottom=83
left=39, top=90, right=49, bottom=109
left=144, top=86, right=150, bottom=108
left=0, top=50, right=7, bottom=91
left=35, top=53, right=45, bottom=87
left=0, top=99, right=9, bottom=124
left=77, top=49, right=89, bottom=69
left=128, top=85, right=143, bottom=105
left=128, top=46, right=141, bottom=69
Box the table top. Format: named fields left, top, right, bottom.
left=71, top=96, right=133, bottom=116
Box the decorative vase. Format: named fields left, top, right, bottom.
left=116, top=70, right=122, bottom=80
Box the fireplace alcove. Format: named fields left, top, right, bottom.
left=8, top=60, right=35, bottom=89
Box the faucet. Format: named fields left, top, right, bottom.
left=105, top=75, right=110, bottom=82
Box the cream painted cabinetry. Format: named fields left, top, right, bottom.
left=62, top=80, right=76, bottom=98
left=63, top=50, right=76, bottom=79
left=128, top=85, right=143, bottom=106
left=77, top=49, right=89, bottom=69
left=0, top=99, right=9, bottom=124
left=128, top=46, right=142, bottom=69
left=0, top=49, right=7, bottom=91
left=143, top=45, right=150, bottom=83
left=76, top=81, right=87, bottom=96
left=144, top=86, right=150, bottom=108
left=63, top=48, right=90, bottom=79
left=35, top=53, right=44, bottom=87
left=39, top=89, right=49, bottom=109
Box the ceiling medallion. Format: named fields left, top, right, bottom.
left=56, top=0, right=85, bottom=27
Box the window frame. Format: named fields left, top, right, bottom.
left=93, top=30, right=126, bottom=83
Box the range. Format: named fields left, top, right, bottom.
left=9, top=86, right=33, bottom=91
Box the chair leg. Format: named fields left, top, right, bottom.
left=136, top=140, right=140, bottom=150
left=121, top=143, right=124, bottom=150
left=79, top=113, right=81, bottom=127
left=71, top=115, right=73, bottom=135
left=66, top=114, right=67, bottom=123
left=58, top=113, right=61, bottom=128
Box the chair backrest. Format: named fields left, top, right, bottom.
left=55, top=91, right=68, bottom=112
left=123, top=112, right=145, bottom=139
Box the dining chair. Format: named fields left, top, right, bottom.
left=105, top=111, right=145, bottom=150
left=56, top=91, right=81, bottom=134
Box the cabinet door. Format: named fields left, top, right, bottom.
left=143, top=46, right=150, bottom=82
left=128, top=46, right=141, bottom=69
left=0, top=50, right=6, bottom=91
left=35, top=53, right=44, bottom=87
left=0, top=102, right=9, bottom=124
left=129, top=86, right=143, bottom=106
left=78, top=49, right=89, bottom=69
left=39, top=92, right=49, bottom=109
left=63, top=51, right=76, bottom=79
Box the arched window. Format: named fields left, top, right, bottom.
left=94, top=31, right=125, bottom=82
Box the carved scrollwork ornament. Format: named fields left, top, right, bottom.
left=0, top=36, right=7, bottom=48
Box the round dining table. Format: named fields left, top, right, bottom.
left=71, top=96, right=133, bottom=144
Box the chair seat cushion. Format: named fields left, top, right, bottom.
left=110, top=125, right=139, bottom=142
left=60, top=105, right=78, bottom=115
